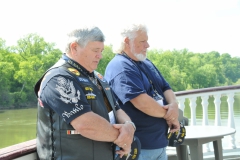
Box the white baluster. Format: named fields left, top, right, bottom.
left=189, top=97, right=197, bottom=125
left=177, top=98, right=186, bottom=112
left=227, top=93, right=236, bottom=149
left=201, top=95, right=209, bottom=126
left=213, top=94, right=221, bottom=126
left=201, top=95, right=210, bottom=152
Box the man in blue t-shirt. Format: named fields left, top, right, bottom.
left=104, top=24, right=180, bottom=160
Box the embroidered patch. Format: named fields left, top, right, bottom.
left=85, top=87, right=96, bottom=99
left=85, top=93, right=96, bottom=99
left=68, top=68, right=80, bottom=76
left=78, top=77, right=89, bottom=83
left=85, top=86, right=93, bottom=91
left=95, top=71, right=106, bottom=82
left=55, top=76, right=81, bottom=104
left=67, top=130, right=81, bottom=135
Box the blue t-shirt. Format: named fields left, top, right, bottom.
left=104, top=54, right=171, bottom=149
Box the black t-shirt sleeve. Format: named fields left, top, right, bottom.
left=39, top=75, right=92, bottom=124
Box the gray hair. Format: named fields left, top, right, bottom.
left=65, top=26, right=105, bottom=53
left=113, top=24, right=148, bottom=53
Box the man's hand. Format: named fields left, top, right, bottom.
left=162, top=102, right=179, bottom=122
left=113, top=123, right=135, bottom=157
left=166, top=119, right=180, bottom=133
left=162, top=102, right=180, bottom=132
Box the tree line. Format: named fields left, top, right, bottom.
left=0, top=34, right=239, bottom=109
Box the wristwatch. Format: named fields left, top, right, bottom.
left=124, top=121, right=136, bottom=131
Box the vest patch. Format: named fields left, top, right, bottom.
left=67, top=130, right=81, bottom=135
left=85, top=86, right=97, bottom=100
left=95, top=71, right=106, bottom=82
left=85, top=93, right=97, bottom=100
left=68, top=68, right=80, bottom=76
left=56, top=76, right=81, bottom=104
left=85, top=86, right=93, bottom=91
left=78, top=77, right=89, bottom=83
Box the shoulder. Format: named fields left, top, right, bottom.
left=143, top=58, right=154, bottom=66
left=106, top=55, right=137, bottom=73
left=47, top=67, right=75, bottom=79
left=40, top=67, right=79, bottom=89
left=108, top=54, right=133, bottom=66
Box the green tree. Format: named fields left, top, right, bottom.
left=0, top=62, right=15, bottom=107
left=12, top=34, right=61, bottom=106
left=220, top=53, right=240, bottom=84
left=98, top=45, right=115, bottom=74
left=1, top=33, right=240, bottom=108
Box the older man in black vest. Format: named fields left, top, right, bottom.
left=34, top=26, right=136, bottom=160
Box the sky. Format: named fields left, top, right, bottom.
left=0, top=0, right=239, bottom=57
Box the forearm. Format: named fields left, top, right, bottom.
left=116, top=109, right=132, bottom=124
left=164, top=89, right=178, bottom=106
left=163, top=89, right=179, bottom=121
left=71, top=112, right=119, bottom=142
left=116, top=109, right=136, bottom=132
left=130, top=93, right=167, bottom=118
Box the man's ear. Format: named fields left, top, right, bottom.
left=124, top=37, right=130, bottom=46
left=70, top=42, right=78, bottom=53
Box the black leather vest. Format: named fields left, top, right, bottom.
left=34, top=59, right=116, bottom=160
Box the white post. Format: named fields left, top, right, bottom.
left=227, top=93, right=236, bottom=149
left=201, top=95, right=209, bottom=126
left=201, top=95, right=210, bottom=152
left=189, top=97, right=197, bottom=125
left=213, top=94, right=221, bottom=126
left=178, top=98, right=186, bottom=112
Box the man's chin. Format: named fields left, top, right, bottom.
left=139, top=57, right=146, bottom=61
left=134, top=53, right=146, bottom=61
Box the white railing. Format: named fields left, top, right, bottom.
left=1, top=85, right=240, bottom=159
left=175, top=85, right=240, bottom=154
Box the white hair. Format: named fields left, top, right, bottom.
left=65, top=26, right=105, bottom=53
left=113, top=23, right=148, bottom=53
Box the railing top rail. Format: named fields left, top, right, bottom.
left=0, top=139, right=36, bottom=160
left=175, top=85, right=240, bottom=96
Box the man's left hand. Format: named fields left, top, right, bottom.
left=166, top=119, right=180, bottom=133
left=162, top=102, right=179, bottom=122
left=113, top=123, right=134, bottom=157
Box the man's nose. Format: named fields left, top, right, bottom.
left=96, top=52, right=102, bottom=59
left=146, top=42, right=150, bottom=48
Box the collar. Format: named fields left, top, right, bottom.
left=120, top=52, right=142, bottom=65
left=62, top=53, right=94, bottom=77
